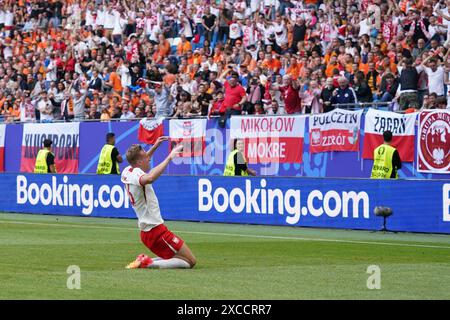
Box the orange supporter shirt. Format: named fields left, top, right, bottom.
left=0, top=97, right=6, bottom=110
left=287, top=64, right=300, bottom=79
left=159, top=40, right=171, bottom=58
left=325, top=62, right=340, bottom=78
left=359, top=63, right=369, bottom=75
left=109, top=72, right=123, bottom=93
left=213, top=53, right=223, bottom=63
left=177, top=41, right=192, bottom=56
left=247, top=59, right=257, bottom=72
left=163, top=73, right=177, bottom=86
left=263, top=58, right=282, bottom=72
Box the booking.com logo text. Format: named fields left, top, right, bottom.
left=16, top=175, right=130, bottom=215
left=198, top=178, right=370, bottom=225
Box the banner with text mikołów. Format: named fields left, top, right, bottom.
left=20, top=123, right=80, bottom=173
left=230, top=115, right=306, bottom=163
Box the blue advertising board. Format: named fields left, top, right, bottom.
left=1, top=173, right=449, bottom=234
left=3, top=117, right=450, bottom=179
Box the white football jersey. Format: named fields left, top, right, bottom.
left=121, top=166, right=164, bottom=231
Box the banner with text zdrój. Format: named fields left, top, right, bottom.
left=363, top=108, right=416, bottom=162
left=417, top=110, right=450, bottom=173
left=169, top=119, right=207, bottom=157
left=20, top=123, right=80, bottom=173
left=309, top=108, right=363, bottom=153
left=230, top=115, right=306, bottom=163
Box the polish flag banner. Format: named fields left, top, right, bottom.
left=0, top=124, right=5, bottom=172
left=362, top=108, right=417, bottom=162
left=20, top=123, right=80, bottom=173
left=417, top=110, right=450, bottom=173
left=230, top=115, right=306, bottom=164
left=169, top=119, right=207, bottom=157
left=309, top=109, right=363, bottom=153
left=138, top=117, right=164, bottom=145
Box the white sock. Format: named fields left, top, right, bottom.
left=148, top=258, right=191, bottom=269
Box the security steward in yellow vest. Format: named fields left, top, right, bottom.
left=371, top=130, right=402, bottom=179
left=97, top=132, right=123, bottom=174
left=34, top=139, right=57, bottom=173
left=224, top=139, right=256, bottom=176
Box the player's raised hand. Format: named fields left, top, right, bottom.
left=155, top=136, right=169, bottom=146
left=169, top=144, right=183, bottom=160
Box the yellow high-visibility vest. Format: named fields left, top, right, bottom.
left=97, top=144, right=120, bottom=174
left=224, top=149, right=248, bottom=176
left=34, top=149, right=53, bottom=173
left=371, top=144, right=398, bottom=179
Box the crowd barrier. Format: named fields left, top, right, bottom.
left=2, top=113, right=449, bottom=179
left=1, top=173, right=449, bottom=234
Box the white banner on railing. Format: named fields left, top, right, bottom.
left=230, top=115, right=306, bottom=163
left=169, top=119, right=207, bottom=157
left=363, top=109, right=417, bottom=162
left=309, top=109, right=363, bottom=153
left=20, top=123, right=80, bottom=173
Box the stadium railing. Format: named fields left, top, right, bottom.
left=0, top=102, right=403, bottom=124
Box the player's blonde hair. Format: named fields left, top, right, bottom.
left=126, top=144, right=144, bottom=165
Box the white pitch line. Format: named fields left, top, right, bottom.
left=1, top=219, right=450, bottom=250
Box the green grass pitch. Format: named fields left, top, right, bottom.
left=1, top=212, right=450, bottom=299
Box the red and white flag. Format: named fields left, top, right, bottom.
left=417, top=110, right=450, bottom=173
left=363, top=109, right=416, bottom=162
left=0, top=124, right=5, bottom=172
left=138, top=117, right=164, bottom=145
left=169, top=119, right=207, bottom=157
left=309, top=109, right=363, bottom=153
left=20, top=123, right=80, bottom=173
left=230, top=115, right=306, bottom=163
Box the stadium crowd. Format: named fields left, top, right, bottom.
left=0, top=0, right=450, bottom=124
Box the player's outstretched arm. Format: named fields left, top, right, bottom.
left=140, top=145, right=183, bottom=185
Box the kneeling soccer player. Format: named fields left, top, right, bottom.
left=122, top=140, right=196, bottom=269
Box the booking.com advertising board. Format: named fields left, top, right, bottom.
left=1, top=173, right=449, bottom=234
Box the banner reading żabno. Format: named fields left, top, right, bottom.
left=309, top=109, right=363, bottom=153
left=20, top=123, right=80, bottom=173
left=363, top=109, right=416, bottom=162
left=417, top=110, right=450, bottom=174
left=230, top=115, right=306, bottom=163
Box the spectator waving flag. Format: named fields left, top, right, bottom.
left=363, top=109, right=417, bottom=162
left=138, top=117, right=165, bottom=145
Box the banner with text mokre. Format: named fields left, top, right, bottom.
left=1, top=173, right=449, bottom=234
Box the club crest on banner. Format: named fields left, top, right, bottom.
left=418, top=110, right=450, bottom=173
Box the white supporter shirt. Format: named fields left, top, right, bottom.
left=0, top=10, right=5, bottom=24
left=103, top=11, right=115, bottom=29
left=4, top=10, right=13, bottom=27
left=85, top=9, right=95, bottom=27
left=424, top=66, right=445, bottom=96
left=121, top=166, right=164, bottom=231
